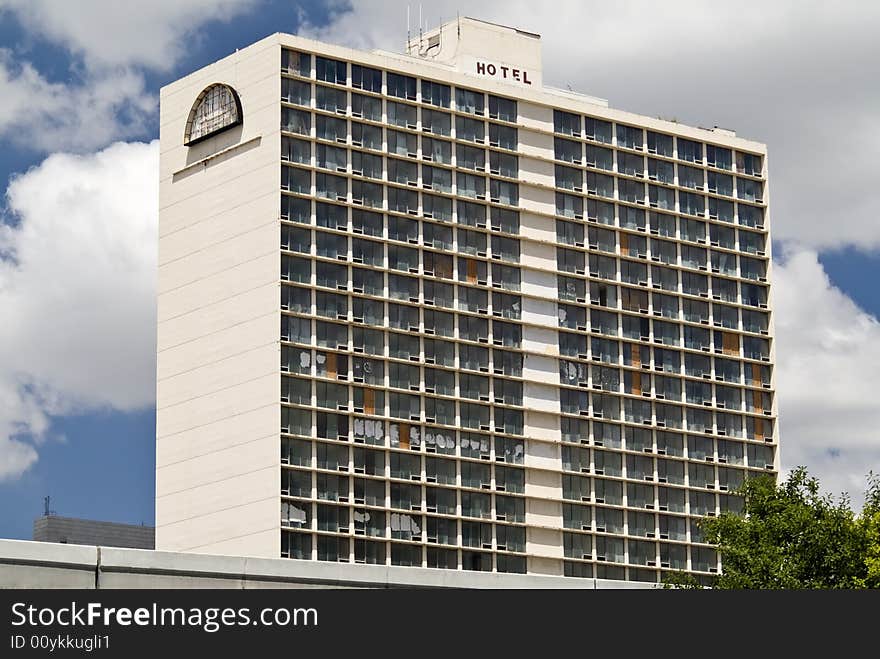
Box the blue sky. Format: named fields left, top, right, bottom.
left=1, top=1, right=879, bottom=540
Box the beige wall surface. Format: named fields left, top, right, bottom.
left=157, top=37, right=281, bottom=558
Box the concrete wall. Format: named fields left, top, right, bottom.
left=0, top=540, right=654, bottom=589
left=33, top=517, right=155, bottom=550
left=157, top=36, right=282, bottom=557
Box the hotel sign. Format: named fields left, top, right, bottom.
left=466, top=57, right=536, bottom=87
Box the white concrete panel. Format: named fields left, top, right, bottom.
left=518, top=181, right=555, bottom=215
left=519, top=211, right=556, bottom=244
left=519, top=153, right=556, bottom=187
left=160, top=163, right=278, bottom=235
left=520, top=244, right=557, bottom=285
left=518, top=100, right=552, bottom=132
left=159, top=249, right=277, bottom=314
left=524, top=410, right=561, bottom=442
left=525, top=438, right=560, bottom=471
left=155, top=494, right=278, bottom=558
left=157, top=315, right=277, bottom=382
left=522, top=325, right=558, bottom=356
left=527, top=555, right=562, bottom=576
left=525, top=468, right=561, bottom=500
left=156, top=372, right=278, bottom=438
left=157, top=406, right=278, bottom=466
left=521, top=296, right=557, bottom=328
left=157, top=283, right=276, bottom=349
left=524, top=383, right=559, bottom=413
left=157, top=436, right=277, bottom=497
left=522, top=353, right=558, bottom=386
left=527, top=527, right=563, bottom=559
left=157, top=343, right=277, bottom=410
left=521, top=270, right=557, bottom=304
left=156, top=466, right=276, bottom=526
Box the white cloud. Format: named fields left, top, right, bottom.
left=0, top=0, right=258, bottom=152
left=774, top=249, right=880, bottom=507
left=0, top=0, right=257, bottom=72
left=0, top=140, right=157, bottom=481
left=302, top=1, right=880, bottom=252
left=0, top=50, right=153, bottom=152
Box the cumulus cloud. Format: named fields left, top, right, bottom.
left=302, top=0, right=880, bottom=253
left=0, top=51, right=153, bottom=152
left=0, top=140, right=157, bottom=481
left=773, top=250, right=880, bottom=506
left=0, top=0, right=256, bottom=72
left=0, top=0, right=257, bottom=152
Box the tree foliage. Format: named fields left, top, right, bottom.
left=664, top=468, right=880, bottom=589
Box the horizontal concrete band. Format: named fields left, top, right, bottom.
left=0, top=539, right=653, bottom=589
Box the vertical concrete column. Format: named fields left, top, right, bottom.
left=516, top=101, right=564, bottom=574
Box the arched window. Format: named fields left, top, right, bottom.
left=184, top=83, right=242, bottom=145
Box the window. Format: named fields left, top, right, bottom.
left=351, top=121, right=382, bottom=150
left=679, top=165, right=704, bottom=191
left=456, top=88, right=484, bottom=115
left=456, top=116, right=485, bottom=143
left=737, top=177, right=764, bottom=202
left=678, top=138, right=702, bottom=163
left=351, top=64, right=382, bottom=93
left=586, top=171, right=614, bottom=199
left=554, top=110, right=581, bottom=136
left=585, top=117, right=612, bottom=144
left=423, top=136, right=452, bottom=164
left=387, top=72, right=416, bottom=100
left=489, top=123, right=517, bottom=150
left=315, top=143, right=347, bottom=171
left=282, top=78, right=311, bottom=106
left=282, top=49, right=311, bottom=77
left=647, top=131, right=674, bottom=157
left=421, top=80, right=450, bottom=107
left=315, top=84, right=346, bottom=113
left=586, top=144, right=613, bottom=171
left=555, top=137, right=582, bottom=163
left=737, top=151, right=763, bottom=176
left=490, top=151, right=518, bottom=178
left=282, top=108, right=310, bottom=135
left=617, top=124, right=643, bottom=150
left=708, top=171, right=733, bottom=197
left=281, top=166, right=310, bottom=194
left=422, top=108, right=451, bottom=136
left=619, top=152, right=644, bottom=178
left=707, top=144, right=732, bottom=170
left=488, top=95, right=517, bottom=122
left=316, top=56, right=346, bottom=84
left=315, top=115, right=346, bottom=142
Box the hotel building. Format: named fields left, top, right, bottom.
left=157, top=18, right=776, bottom=584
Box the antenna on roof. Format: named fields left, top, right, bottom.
left=457, top=12, right=461, bottom=37
left=43, top=495, right=55, bottom=517
left=419, top=4, right=423, bottom=52
left=406, top=5, right=411, bottom=53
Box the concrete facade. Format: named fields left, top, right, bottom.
left=33, top=516, right=155, bottom=550
left=0, top=539, right=652, bottom=589
left=157, top=18, right=775, bottom=585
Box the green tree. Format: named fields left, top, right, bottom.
left=664, top=468, right=879, bottom=589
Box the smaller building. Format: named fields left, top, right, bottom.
left=33, top=515, right=155, bottom=550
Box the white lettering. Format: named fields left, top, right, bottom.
left=11, top=603, right=26, bottom=626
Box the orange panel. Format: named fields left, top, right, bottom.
left=466, top=258, right=478, bottom=283
left=722, top=332, right=739, bottom=356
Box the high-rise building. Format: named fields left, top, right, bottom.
left=157, top=18, right=776, bottom=584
